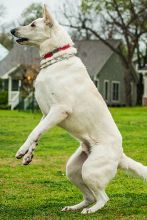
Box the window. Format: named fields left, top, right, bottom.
left=4, top=79, right=8, bottom=91
left=94, top=79, right=99, bottom=89
left=112, top=81, right=120, bottom=102
left=94, top=75, right=99, bottom=89
left=12, top=79, right=19, bottom=91
left=103, top=80, right=109, bottom=101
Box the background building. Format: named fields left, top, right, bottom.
left=0, top=40, right=140, bottom=109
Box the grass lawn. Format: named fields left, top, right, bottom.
left=0, top=108, right=147, bottom=220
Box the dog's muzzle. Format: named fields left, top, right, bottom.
left=10, top=28, right=29, bottom=44
left=10, top=28, right=16, bottom=36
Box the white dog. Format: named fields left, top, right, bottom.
left=11, top=5, right=147, bottom=214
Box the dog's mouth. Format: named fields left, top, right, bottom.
left=16, top=37, right=29, bottom=43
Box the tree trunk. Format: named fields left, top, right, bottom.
left=124, top=68, right=133, bottom=106
left=137, top=73, right=144, bottom=105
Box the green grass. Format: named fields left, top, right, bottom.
left=0, top=108, right=147, bottom=220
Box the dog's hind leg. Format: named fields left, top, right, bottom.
left=81, top=145, right=118, bottom=214
left=62, top=146, right=95, bottom=212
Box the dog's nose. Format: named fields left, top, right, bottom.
left=10, top=28, right=16, bottom=36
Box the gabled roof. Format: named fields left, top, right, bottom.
left=0, top=39, right=120, bottom=78
left=0, top=43, right=39, bottom=77
left=75, top=39, right=120, bottom=77
left=0, top=44, right=9, bottom=62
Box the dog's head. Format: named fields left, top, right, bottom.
left=10, top=5, right=62, bottom=47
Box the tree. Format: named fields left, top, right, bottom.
left=0, top=5, right=13, bottom=50
left=20, top=3, right=42, bottom=25
left=61, top=2, right=95, bottom=40
left=62, top=0, right=147, bottom=106
left=0, top=4, right=5, bottom=26
left=0, top=32, right=13, bottom=50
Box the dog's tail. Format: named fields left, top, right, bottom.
left=119, top=153, right=147, bottom=181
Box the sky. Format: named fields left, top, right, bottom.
left=0, top=0, right=79, bottom=26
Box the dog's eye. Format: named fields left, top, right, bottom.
left=31, top=23, right=36, bottom=27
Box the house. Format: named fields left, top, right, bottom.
left=0, top=44, right=9, bottom=61
left=0, top=40, right=138, bottom=109
left=0, top=43, right=39, bottom=109
left=0, top=44, right=9, bottom=91
left=77, top=40, right=138, bottom=106
left=133, top=52, right=147, bottom=106
left=136, top=65, right=147, bottom=106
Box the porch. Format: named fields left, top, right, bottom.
left=1, top=65, right=37, bottom=110
left=143, top=73, right=147, bottom=106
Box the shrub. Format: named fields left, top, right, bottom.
left=0, top=91, right=8, bottom=105
left=0, top=104, right=11, bottom=110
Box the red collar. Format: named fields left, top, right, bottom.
left=42, top=44, right=71, bottom=60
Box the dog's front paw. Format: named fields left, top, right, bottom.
left=15, top=150, right=26, bottom=159
left=22, top=153, right=33, bottom=165
left=15, top=142, right=31, bottom=159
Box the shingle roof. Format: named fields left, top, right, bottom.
left=75, top=39, right=120, bottom=77
left=0, top=44, right=9, bottom=62
left=0, top=43, right=39, bottom=77
left=0, top=40, right=120, bottom=78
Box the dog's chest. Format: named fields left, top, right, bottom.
left=34, top=68, right=68, bottom=115
left=34, top=73, right=57, bottom=114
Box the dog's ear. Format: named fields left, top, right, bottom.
left=43, top=4, right=54, bottom=27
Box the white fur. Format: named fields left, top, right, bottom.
left=13, top=5, right=147, bottom=214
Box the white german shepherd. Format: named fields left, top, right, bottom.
left=11, top=5, right=147, bottom=214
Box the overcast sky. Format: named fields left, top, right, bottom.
left=0, top=0, right=79, bottom=26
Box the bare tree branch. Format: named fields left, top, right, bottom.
left=60, top=0, right=147, bottom=105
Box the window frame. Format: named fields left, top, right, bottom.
left=111, top=81, right=120, bottom=103
left=94, top=75, right=99, bottom=89
left=103, top=80, right=110, bottom=101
